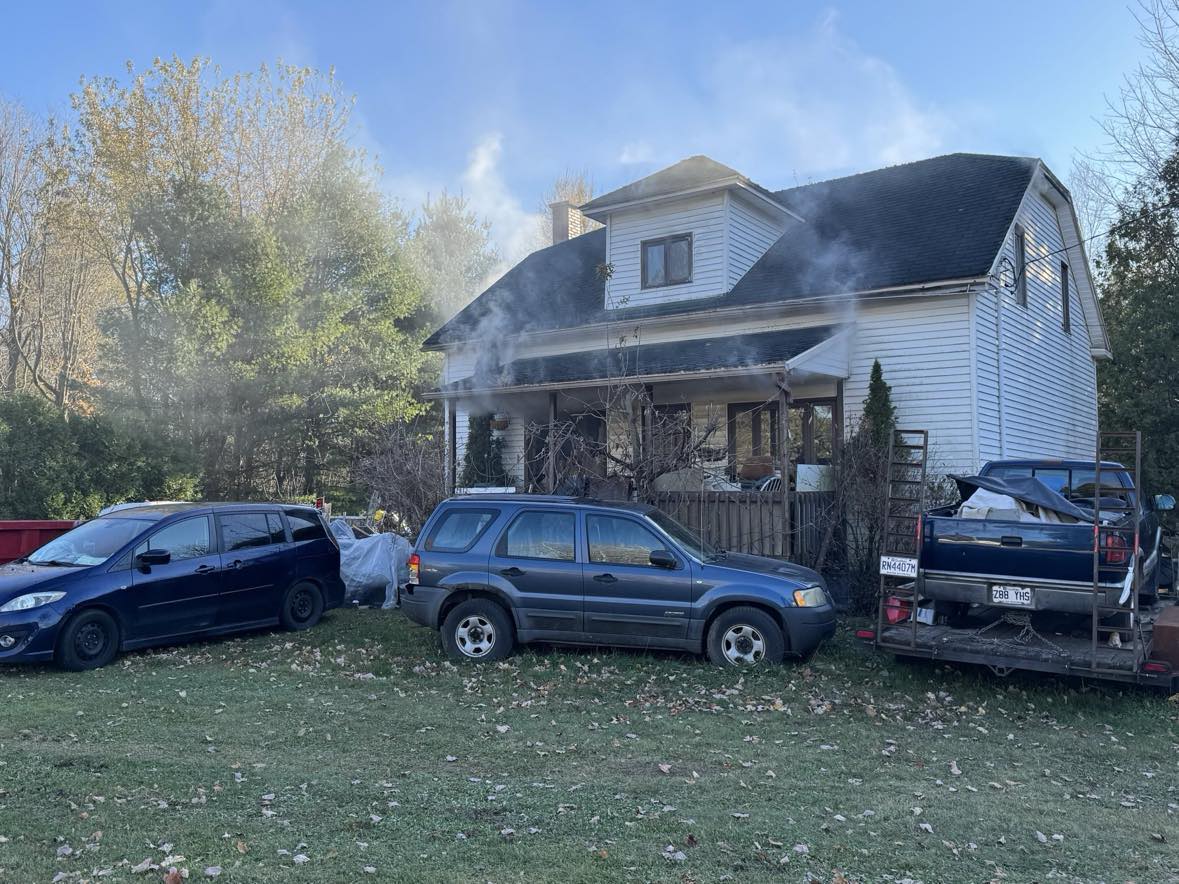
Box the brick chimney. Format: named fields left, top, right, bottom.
left=549, top=200, right=584, bottom=244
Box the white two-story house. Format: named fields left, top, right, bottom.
left=424, top=153, right=1108, bottom=495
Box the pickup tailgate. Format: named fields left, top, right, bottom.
left=921, top=510, right=1126, bottom=584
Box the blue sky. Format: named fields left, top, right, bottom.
left=1, top=0, right=1144, bottom=262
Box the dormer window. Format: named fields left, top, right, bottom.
left=641, top=233, right=692, bottom=288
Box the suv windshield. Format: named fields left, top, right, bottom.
left=647, top=510, right=717, bottom=560
left=26, top=518, right=151, bottom=567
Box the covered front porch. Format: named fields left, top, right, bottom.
left=430, top=325, right=850, bottom=560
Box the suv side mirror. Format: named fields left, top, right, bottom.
left=135, top=549, right=171, bottom=569
left=649, top=548, right=677, bottom=569
left=1155, top=494, right=1176, bottom=512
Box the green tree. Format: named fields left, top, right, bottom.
left=460, top=414, right=510, bottom=488
left=0, top=393, right=197, bottom=518
left=1098, top=146, right=1179, bottom=493
left=862, top=359, right=896, bottom=448
left=409, top=191, right=499, bottom=321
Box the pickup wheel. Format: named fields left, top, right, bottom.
left=706, top=607, right=785, bottom=668
left=441, top=599, right=515, bottom=663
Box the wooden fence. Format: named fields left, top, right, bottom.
left=648, top=490, right=835, bottom=565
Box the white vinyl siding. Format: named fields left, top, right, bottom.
left=973, top=190, right=1097, bottom=464
left=843, top=296, right=976, bottom=475
left=605, top=193, right=727, bottom=309
left=727, top=194, right=788, bottom=287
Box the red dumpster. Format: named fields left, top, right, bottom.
left=0, top=521, right=76, bottom=565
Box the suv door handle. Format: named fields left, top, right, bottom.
left=593, top=573, right=617, bottom=584
left=500, top=567, right=525, bottom=577
left=195, top=564, right=218, bottom=574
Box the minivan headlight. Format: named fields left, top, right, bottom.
left=792, top=586, right=829, bottom=608
left=0, top=591, right=66, bottom=613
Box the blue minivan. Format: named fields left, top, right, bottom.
left=0, top=503, right=344, bottom=670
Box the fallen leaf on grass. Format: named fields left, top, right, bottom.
left=1035, top=831, right=1048, bottom=844
left=204, top=868, right=221, bottom=878
left=918, top=822, right=934, bottom=834
left=658, top=763, right=672, bottom=774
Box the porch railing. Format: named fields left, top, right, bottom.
left=648, top=490, right=835, bottom=565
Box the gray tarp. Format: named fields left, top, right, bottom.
left=330, top=519, right=412, bottom=609
left=951, top=474, right=1093, bottom=522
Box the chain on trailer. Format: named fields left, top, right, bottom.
left=874, top=429, right=929, bottom=648
left=1090, top=431, right=1146, bottom=672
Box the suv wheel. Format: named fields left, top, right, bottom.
left=707, top=606, right=785, bottom=668
left=441, top=599, right=514, bottom=663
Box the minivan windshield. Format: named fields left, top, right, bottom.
left=647, top=510, right=717, bottom=560
left=26, top=518, right=152, bottom=567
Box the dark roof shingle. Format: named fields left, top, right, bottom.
left=425, top=153, right=1039, bottom=348
left=439, top=325, right=837, bottom=393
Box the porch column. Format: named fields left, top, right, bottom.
left=776, top=372, right=793, bottom=559
left=446, top=398, right=456, bottom=495
left=833, top=379, right=845, bottom=463
left=546, top=391, right=557, bottom=493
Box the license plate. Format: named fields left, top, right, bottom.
left=880, top=555, right=918, bottom=578
left=991, top=584, right=1033, bottom=607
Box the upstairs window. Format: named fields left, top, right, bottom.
left=641, top=233, right=692, bottom=288
left=1060, top=261, right=1071, bottom=334
left=1014, top=224, right=1028, bottom=307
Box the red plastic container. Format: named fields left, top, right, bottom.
left=0, top=521, right=76, bottom=564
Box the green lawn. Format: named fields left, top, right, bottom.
left=0, top=608, right=1176, bottom=883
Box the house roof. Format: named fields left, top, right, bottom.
left=435, top=325, right=838, bottom=395
left=424, top=153, right=1040, bottom=349
left=580, top=155, right=747, bottom=214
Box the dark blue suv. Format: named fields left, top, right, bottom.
left=401, top=496, right=835, bottom=667
left=0, top=503, right=344, bottom=670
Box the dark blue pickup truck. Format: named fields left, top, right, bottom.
left=919, top=460, right=1174, bottom=615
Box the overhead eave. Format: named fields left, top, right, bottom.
left=580, top=176, right=803, bottom=224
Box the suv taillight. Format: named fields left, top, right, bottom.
left=408, top=552, right=420, bottom=584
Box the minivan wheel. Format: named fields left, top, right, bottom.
left=55, top=609, right=120, bottom=671
left=280, top=582, right=324, bottom=631
left=707, top=607, right=785, bottom=668
left=441, top=599, right=514, bottom=663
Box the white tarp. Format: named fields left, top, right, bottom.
left=957, top=487, right=1078, bottom=523
left=330, top=519, right=412, bottom=609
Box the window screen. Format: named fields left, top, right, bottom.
left=499, top=511, right=575, bottom=561
left=641, top=234, right=691, bottom=288
left=586, top=515, right=666, bottom=567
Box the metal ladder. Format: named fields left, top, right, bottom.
left=1090, top=431, right=1146, bottom=671
left=875, top=429, right=929, bottom=647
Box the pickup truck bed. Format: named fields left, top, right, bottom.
left=919, top=461, right=1159, bottom=615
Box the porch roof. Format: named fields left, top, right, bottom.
left=431, top=325, right=844, bottom=398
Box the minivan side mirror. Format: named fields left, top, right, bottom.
left=649, top=548, right=677, bottom=569
left=1155, top=493, right=1176, bottom=512
left=135, top=549, right=171, bottom=569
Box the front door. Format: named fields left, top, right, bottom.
left=582, top=513, right=691, bottom=642
left=489, top=509, right=583, bottom=633
left=216, top=511, right=293, bottom=626
left=127, top=514, right=221, bottom=639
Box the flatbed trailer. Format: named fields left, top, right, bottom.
left=862, top=429, right=1179, bottom=691
left=868, top=599, right=1178, bottom=689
